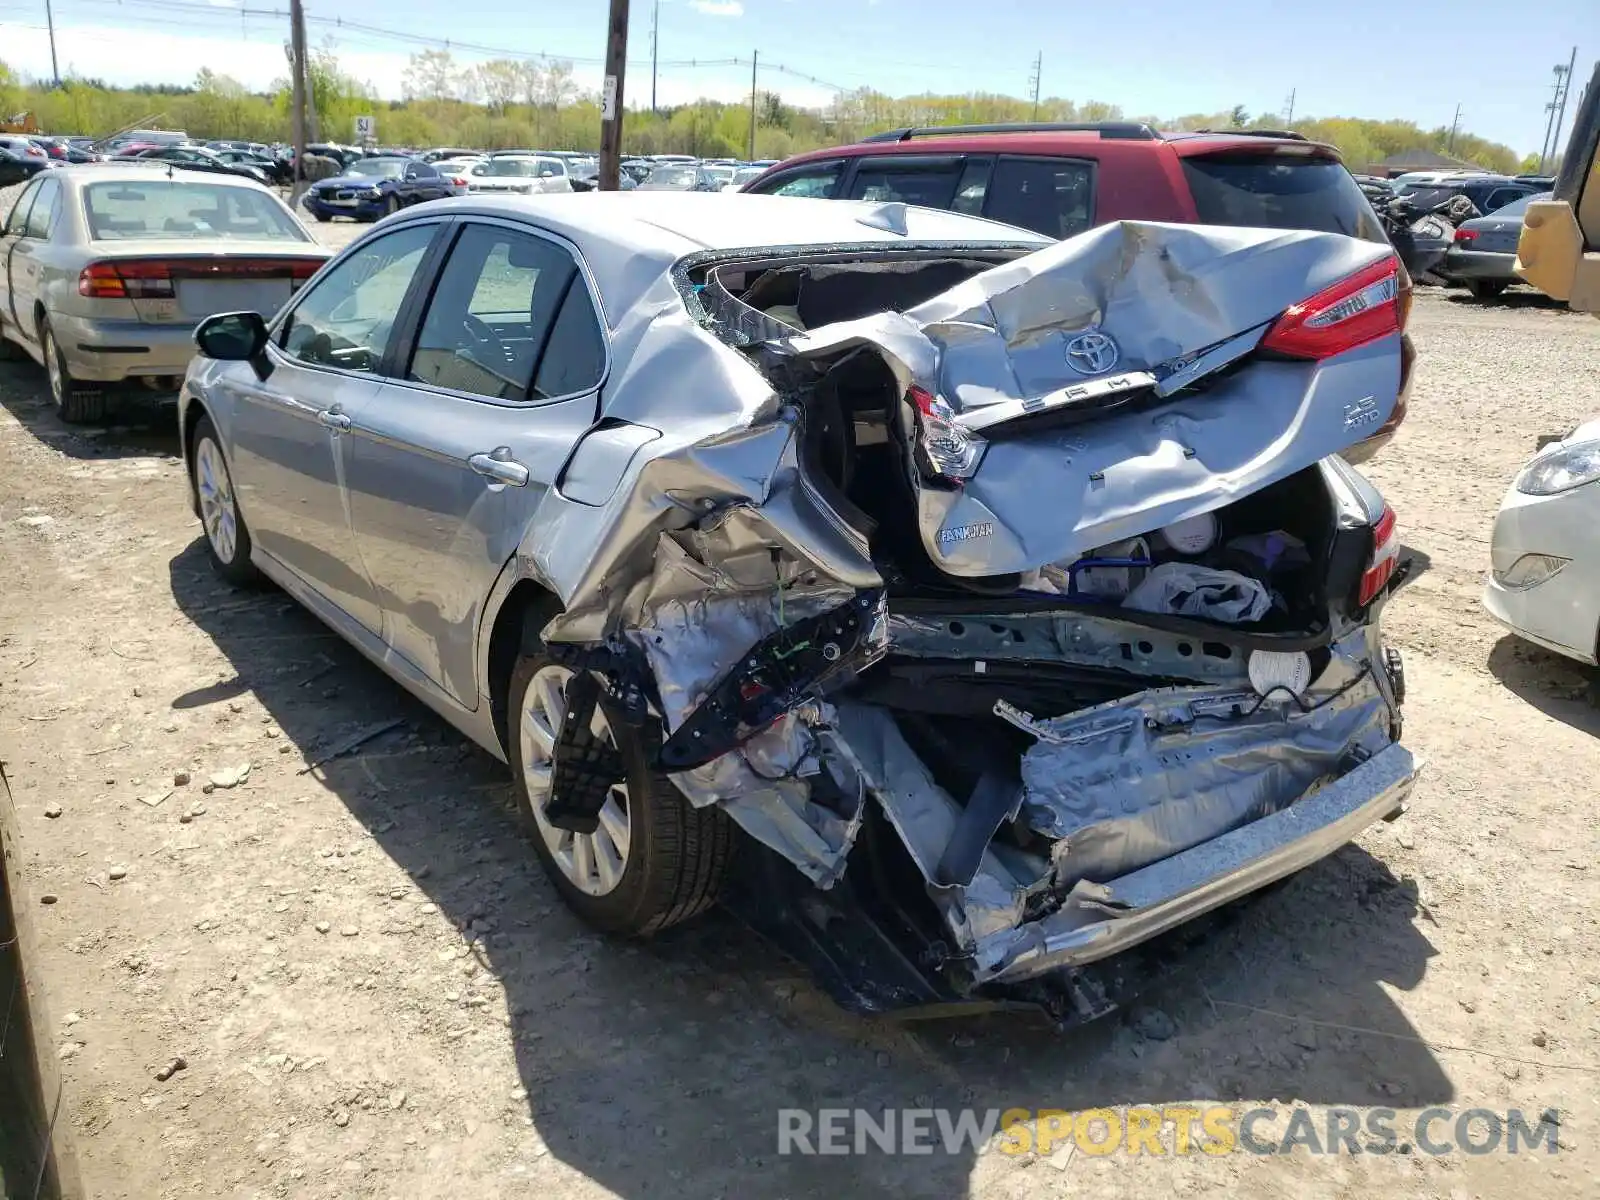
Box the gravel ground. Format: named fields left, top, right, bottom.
left=1, top=224, right=1598, bottom=1198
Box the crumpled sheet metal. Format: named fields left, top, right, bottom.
left=1016, top=665, right=1390, bottom=890
left=617, top=531, right=879, bottom=885
left=827, top=701, right=1040, bottom=949
left=784, top=221, right=1401, bottom=580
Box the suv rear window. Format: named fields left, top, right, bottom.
left=1181, top=154, right=1386, bottom=243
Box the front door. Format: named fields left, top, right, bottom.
left=343, top=219, right=607, bottom=707
left=0, top=177, right=44, bottom=337
left=226, top=220, right=441, bottom=633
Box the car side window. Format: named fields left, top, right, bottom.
left=2, top=178, right=42, bottom=236
left=749, top=161, right=843, bottom=198
left=1485, top=187, right=1524, bottom=213
left=845, top=157, right=966, bottom=209
left=22, top=177, right=60, bottom=239
left=278, top=223, right=436, bottom=373
left=983, top=157, right=1096, bottom=239
left=407, top=223, right=597, bottom=402
left=533, top=284, right=606, bottom=399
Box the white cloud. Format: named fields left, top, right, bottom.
left=688, top=0, right=744, bottom=15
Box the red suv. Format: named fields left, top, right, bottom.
left=743, top=122, right=1411, bottom=458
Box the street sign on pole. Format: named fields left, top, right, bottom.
left=354, top=114, right=376, bottom=143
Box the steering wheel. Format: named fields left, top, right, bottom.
left=461, top=312, right=509, bottom=365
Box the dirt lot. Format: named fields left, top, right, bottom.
left=1, top=248, right=1598, bottom=1197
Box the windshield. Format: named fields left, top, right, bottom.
left=705, top=165, right=734, bottom=182
left=83, top=181, right=309, bottom=242
left=1487, top=192, right=1552, bottom=219
left=484, top=159, right=541, bottom=178
left=347, top=159, right=406, bottom=180
left=648, top=166, right=699, bottom=188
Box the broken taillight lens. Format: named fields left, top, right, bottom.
left=908, top=386, right=986, bottom=485
left=1358, top=504, right=1399, bottom=605
left=1260, top=256, right=1403, bottom=360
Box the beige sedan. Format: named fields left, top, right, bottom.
left=0, top=164, right=328, bottom=422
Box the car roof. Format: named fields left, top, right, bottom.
left=48, top=164, right=267, bottom=189
left=388, top=192, right=1048, bottom=323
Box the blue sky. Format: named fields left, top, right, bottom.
left=1, top=0, right=1590, bottom=153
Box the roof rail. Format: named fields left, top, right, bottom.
left=859, top=121, right=1159, bottom=144
left=1188, top=128, right=1309, bottom=141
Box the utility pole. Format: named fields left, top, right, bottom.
left=748, top=49, right=758, bottom=162
left=650, top=0, right=659, bottom=114
left=1284, top=87, right=1296, bottom=126
left=1551, top=45, right=1578, bottom=166
left=43, top=0, right=61, bottom=87
left=289, top=0, right=308, bottom=201
left=1540, top=47, right=1578, bottom=172
left=1028, top=52, right=1042, bottom=120
left=598, top=0, right=630, bottom=191
left=1447, top=102, right=1462, bottom=155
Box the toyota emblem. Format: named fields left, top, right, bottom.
left=1064, top=330, right=1120, bottom=375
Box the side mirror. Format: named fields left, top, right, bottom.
left=195, top=311, right=272, bottom=381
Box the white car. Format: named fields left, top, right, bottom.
left=1483, top=418, right=1600, bottom=663
left=466, top=155, right=573, bottom=196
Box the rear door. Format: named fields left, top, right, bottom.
left=342, top=218, right=606, bottom=707
left=980, top=155, right=1097, bottom=239
left=839, top=154, right=971, bottom=211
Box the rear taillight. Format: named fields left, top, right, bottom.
left=1358, top=504, right=1399, bottom=605
left=1454, top=227, right=1479, bottom=243
left=907, top=385, right=986, bottom=485
left=79, top=257, right=322, bottom=299
left=1259, top=256, right=1403, bottom=360
left=451, top=176, right=469, bottom=187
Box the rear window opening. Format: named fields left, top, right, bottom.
left=1181, top=152, right=1387, bottom=245
left=83, top=180, right=308, bottom=242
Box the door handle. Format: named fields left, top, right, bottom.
left=317, top=407, right=351, bottom=431
left=468, top=448, right=529, bottom=487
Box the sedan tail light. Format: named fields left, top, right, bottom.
left=907, top=385, right=986, bottom=485
left=79, top=257, right=321, bottom=299
left=1454, top=227, right=1480, bottom=243
left=1358, top=504, right=1399, bottom=605
left=1260, top=256, right=1404, bottom=360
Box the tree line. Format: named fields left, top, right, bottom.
left=1, top=49, right=1532, bottom=174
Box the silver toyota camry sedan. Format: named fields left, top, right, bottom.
left=180, top=192, right=1416, bottom=1022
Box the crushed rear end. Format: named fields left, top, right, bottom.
left=526, top=218, right=1419, bottom=1021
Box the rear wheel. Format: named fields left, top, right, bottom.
left=1468, top=280, right=1509, bottom=300
left=313, top=211, right=331, bottom=223
left=190, top=416, right=261, bottom=585
left=383, top=194, right=400, bottom=218
left=41, top=318, right=106, bottom=424
left=508, top=652, right=733, bottom=935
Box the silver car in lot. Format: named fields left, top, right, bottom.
left=179, top=193, right=1416, bottom=1021
left=0, top=165, right=326, bottom=421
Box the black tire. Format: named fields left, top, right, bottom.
left=189, top=415, right=262, bottom=586
left=1468, top=280, right=1509, bottom=300
left=40, top=318, right=106, bottom=424
left=507, top=649, right=733, bottom=935
left=313, top=211, right=332, bottom=223
left=382, top=194, right=400, bottom=218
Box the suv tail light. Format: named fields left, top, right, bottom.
left=1358, top=504, right=1399, bottom=605
left=79, top=257, right=320, bottom=299
left=907, top=386, right=986, bottom=485
left=1260, top=256, right=1404, bottom=360
left=1454, top=227, right=1479, bottom=243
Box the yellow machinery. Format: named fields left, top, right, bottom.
left=1517, top=62, right=1600, bottom=310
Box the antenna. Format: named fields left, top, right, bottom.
left=1028, top=52, right=1042, bottom=120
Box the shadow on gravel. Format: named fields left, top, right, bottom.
left=1487, top=634, right=1600, bottom=735
left=0, top=361, right=180, bottom=461
left=1442, top=289, right=1567, bottom=312
left=168, top=537, right=1449, bottom=1198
